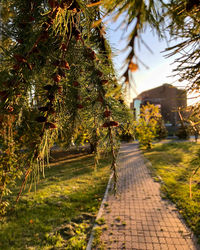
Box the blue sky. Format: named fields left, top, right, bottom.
left=105, top=16, right=187, bottom=103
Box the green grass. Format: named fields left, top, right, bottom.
left=0, top=152, right=111, bottom=249
left=144, top=141, right=200, bottom=237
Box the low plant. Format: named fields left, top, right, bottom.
left=92, top=226, right=103, bottom=249
left=96, top=217, right=106, bottom=225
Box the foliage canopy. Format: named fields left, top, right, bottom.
left=0, top=0, right=133, bottom=213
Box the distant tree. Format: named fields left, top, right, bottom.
left=155, top=118, right=168, bottom=140
left=175, top=108, right=190, bottom=139
left=187, top=106, right=200, bottom=142
left=178, top=107, right=200, bottom=141
left=175, top=124, right=190, bottom=140
left=135, top=103, right=162, bottom=149
left=118, top=111, right=136, bottom=142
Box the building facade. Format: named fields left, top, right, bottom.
left=131, top=84, right=187, bottom=133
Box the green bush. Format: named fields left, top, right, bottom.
left=135, top=103, right=163, bottom=149
left=176, top=125, right=190, bottom=139
left=156, top=119, right=168, bottom=139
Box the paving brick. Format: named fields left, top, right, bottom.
left=96, top=143, right=199, bottom=250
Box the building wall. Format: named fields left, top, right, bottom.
left=132, top=84, right=187, bottom=126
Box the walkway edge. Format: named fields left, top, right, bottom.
left=86, top=172, right=114, bottom=250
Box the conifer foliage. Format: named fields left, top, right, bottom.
left=102, top=0, right=200, bottom=93
left=0, top=0, right=130, bottom=213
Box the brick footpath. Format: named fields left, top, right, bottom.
left=98, top=143, right=199, bottom=250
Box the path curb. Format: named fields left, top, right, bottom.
left=86, top=172, right=114, bottom=250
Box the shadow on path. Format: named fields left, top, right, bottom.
left=97, top=143, right=199, bottom=250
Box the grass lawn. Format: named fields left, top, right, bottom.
left=0, top=151, right=111, bottom=249
left=144, top=141, right=200, bottom=238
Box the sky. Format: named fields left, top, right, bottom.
left=104, top=15, right=195, bottom=105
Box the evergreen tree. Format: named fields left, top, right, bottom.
left=0, top=0, right=132, bottom=213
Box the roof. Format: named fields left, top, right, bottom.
left=138, top=84, right=174, bottom=98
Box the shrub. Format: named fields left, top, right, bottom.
left=176, top=125, right=190, bottom=139
left=135, top=103, right=161, bottom=149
